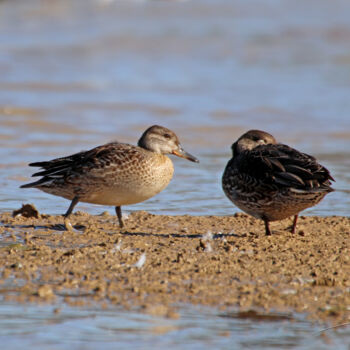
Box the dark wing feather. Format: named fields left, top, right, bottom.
left=29, top=146, right=113, bottom=177
left=234, top=143, right=334, bottom=191
left=21, top=142, right=121, bottom=188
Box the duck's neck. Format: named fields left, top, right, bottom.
left=138, top=137, right=162, bottom=153
left=138, top=137, right=151, bottom=151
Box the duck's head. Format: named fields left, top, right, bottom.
left=138, top=125, right=199, bottom=163
left=232, top=129, right=276, bottom=156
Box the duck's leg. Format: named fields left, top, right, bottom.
left=115, top=206, right=124, bottom=228
left=63, top=196, right=79, bottom=231
left=264, top=219, right=272, bottom=236
left=291, top=215, right=298, bottom=234
left=64, top=196, right=80, bottom=217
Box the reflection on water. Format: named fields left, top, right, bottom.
left=0, top=0, right=350, bottom=348
left=0, top=302, right=349, bottom=350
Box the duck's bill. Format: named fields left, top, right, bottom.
left=172, top=147, right=199, bottom=163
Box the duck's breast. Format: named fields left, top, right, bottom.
left=85, top=153, right=174, bottom=206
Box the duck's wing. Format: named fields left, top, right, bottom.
left=20, top=142, right=136, bottom=188
left=235, top=144, right=334, bottom=191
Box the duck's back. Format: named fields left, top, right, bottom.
left=222, top=143, right=334, bottom=220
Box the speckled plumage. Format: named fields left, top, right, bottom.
left=21, top=125, right=199, bottom=228
left=222, top=130, right=334, bottom=235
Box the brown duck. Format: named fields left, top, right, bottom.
left=222, top=130, right=334, bottom=235
left=21, top=125, right=199, bottom=228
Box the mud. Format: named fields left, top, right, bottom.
left=0, top=207, right=349, bottom=324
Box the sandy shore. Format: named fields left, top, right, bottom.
left=0, top=206, right=349, bottom=324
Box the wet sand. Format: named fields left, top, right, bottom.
left=0, top=207, right=349, bottom=324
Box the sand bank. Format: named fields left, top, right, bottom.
left=0, top=207, right=349, bottom=324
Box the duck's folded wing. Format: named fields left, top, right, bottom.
left=29, top=143, right=117, bottom=177
left=21, top=142, right=129, bottom=188
left=236, top=144, right=334, bottom=191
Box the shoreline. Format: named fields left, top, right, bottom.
left=0, top=208, right=349, bottom=324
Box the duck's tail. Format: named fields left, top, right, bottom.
left=20, top=177, right=51, bottom=189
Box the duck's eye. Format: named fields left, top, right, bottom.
left=163, top=133, right=171, bottom=139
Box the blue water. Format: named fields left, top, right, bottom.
left=0, top=0, right=349, bottom=348
left=1, top=0, right=350, bottom=218
left=0, top=302, right=349, bottom=350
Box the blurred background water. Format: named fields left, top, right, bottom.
left=0, top=0, right=349, bottom=348
left=0, top=0, right=350, bottom=217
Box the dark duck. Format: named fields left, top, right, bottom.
left=222, top=130, right=334, bottom=235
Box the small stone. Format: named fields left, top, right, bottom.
left=12, top=204, right=39, bottom=218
